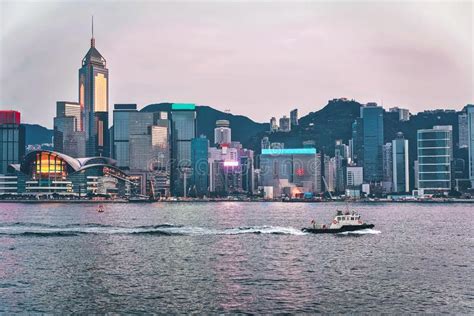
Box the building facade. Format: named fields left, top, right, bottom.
left=260, top=148, right=317, bottom=198
left=214, top=120, right=231, bottom=146
left=279, top=116, right=291, bottom=132
left=417, top=126, right=453, bottom=195
left=361, top=103, right=384, bottom=182
left=458, top=112, right=469, bottom=149
left=54, top=102, right=86, bottom=158
left=0, top=110, right=25, bottom=175
left=171, top=103, right=197, bottom=197
left=392, top=133, right=409, bottom=193
left=467, top=105, right=474, bottom=187
left=79, top=30, right=110, bottom=157
left=191, top=136, right=209, bottom=197
left=290, top=109, right=298, bottom=128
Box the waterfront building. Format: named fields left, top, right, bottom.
left=54, top=102, right=86, bottom=158
left=346, top=166, right=363, bottom=188
left=279, top=116, right=291, bottom=132
left=392, top=133, right=409, bottom=193
left=79, top=21, right=110, bottom=157
left=467, top=105, right=474, bottom=187
left=389, top=107, right=410, bottom=121
left=361, top=103, right=384, bottom=182
left=191, top=136, right=209, bottom=197
left=382, top=142, right=393, bottom=192
left=0, top=110, right=25, bottom=175
left=458, top=112, right=468, bottom=148
left=270, top=117, right=278, bottom=132
left=112, top=104, right=137, bottom=168
left=208, top=145, right=241, bottom=195
left=290, top=109, right=298, bottom=128
left=171, top=103, right=197, bottom=197
left=417, top=125, right=453, bottom=195
left=214, top=120, right=231, bottom=146
left=260, top=148, right=317, bottom=198
left=4, top=150, right=131, bottom=197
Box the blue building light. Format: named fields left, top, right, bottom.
left=261, top=148, right=317, bottom=155
left=172, top=103, right=196, bottom=111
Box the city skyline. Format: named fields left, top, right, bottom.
left=1, top=1, right=472, bottom=128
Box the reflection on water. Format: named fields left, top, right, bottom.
left=0, top=202, right=472, bottom=313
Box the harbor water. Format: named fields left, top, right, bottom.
left=0, top=202, right=472, bottom=313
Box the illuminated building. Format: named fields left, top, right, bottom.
left=54, top=102, right=86, bottom=157
left=0, top=110, right=25, bottom=175
left=120, top=110, right=170, bottom=197
left=260, top=148, right=317, bottom=198
left=5, top=150, right=132, bottom=197
left=171, top=103, right=196, bottom=197
left=79, top=18, right=110, bottom=157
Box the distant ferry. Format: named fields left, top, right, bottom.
left=302, top=210, right=374, bottom=234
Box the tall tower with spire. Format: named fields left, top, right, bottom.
left=79, top=16, right=110, bottom=157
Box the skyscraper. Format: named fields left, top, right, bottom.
left=290, top=109, right=298, bottom=128
left=112, top=104, right=137, bottom=169
left=0, top=111, right=25, bottom=174
left=191, top=136, right=209, bottom=197
left=458, top=112, right=469, bottom=149
left=53, top=102, right=86, bottom=157
left=417, top=126, right=453, bottom=195
left=214, top=120, right=231, bottom=146
left=79, top=18, right=110, bottom=157
left=171, top=103, right=197, bottom=197
left=467, top=105, right=474, bottom=187
left=361, top=103, right=384, bottom=182
left=270, top=117, right=278, bottom=132
left=382, top=142, right=393, bottom=192
left=279, top=116, right=291, bottom=132
left=392, top=133, right=409, bottom=193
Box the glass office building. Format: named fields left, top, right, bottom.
left=0, top=110, right=25, bottom=175
left=361, top=104, right=384, bottom=182
left=191, top=136, right=209, bottom=197
left=171, top=104, right=196, bottom=196
left=112, top=104, right=137, bottom=169
left=417, top=126, right=452, bottom=194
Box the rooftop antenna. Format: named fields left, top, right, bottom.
left=91, top=15, right=95, bottom=47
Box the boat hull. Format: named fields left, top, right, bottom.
left=302, top=224, right=374, bottom=234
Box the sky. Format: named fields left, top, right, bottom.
left=0, top=0, right=472, bottom=128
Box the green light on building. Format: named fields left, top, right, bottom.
left=172, top=103, right=196, bottom=111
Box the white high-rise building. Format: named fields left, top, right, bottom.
left=346, top=166, right=363, bottom=187
left=392, top=133, right=409, bottom=193
left=214, top=120, right=231, bottom=146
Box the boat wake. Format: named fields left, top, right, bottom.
left=0, top=223, right=306, bottom=237
left=337, top=228, right=381, bottom=235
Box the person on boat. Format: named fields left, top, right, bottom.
left=311, top=219, right=316, bottom=229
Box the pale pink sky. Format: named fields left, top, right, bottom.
left=1, top=1, right=472, bottom=128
